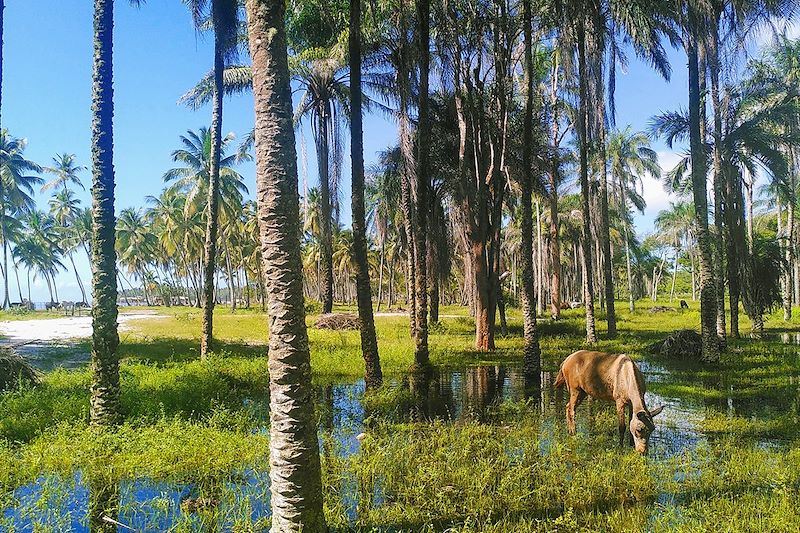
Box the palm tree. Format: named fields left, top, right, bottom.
left=244, top=0, right=325, bottom=529
left=49, top=188, right=88, bottom=303
left=90, top=0, right=143, bottom=427
left=163, top=128, right=248, bottom=218
left=294, top=55, right=350, bottom=314
left=607, top=127, right=661, bottom=311
left=0, top=131, right=42, bottom=309
left=521, top=0, right=541, bottom=381
left=21, top=210, right=65, bottom=304
left=116, top=207, right=157, bottom=305
left=184, top=0, right=241, bottom=358
left=349, top=0, right=382, bottom=388
left=41, top=153, right=86, bottom=193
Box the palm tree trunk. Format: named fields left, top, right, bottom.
left=535, top=198, right=544, bottom=317
left=350, top=0, right=382, bottom=388
left=245, top=1, right=325, bottom=529
left=548, top=61, right=561, bottom=319
left=13, top=261, right=22, bottom=303
left=598, top=123, right=616, bottom=336
left=785, top=173, right=795, bottom=321
left=413, top=0, right=430, bottom=367
left=377, top=238, right=385, bottom=312
left=200, top=19, right=226, bottom=359
left=0, top=208, right=9, bottom=310
left=687, top=17, right=719, bottom=362
left=69, top=253, right=88, bottom=303
left=317, top=108, right=334, bottom=314
left=708, top=20, right=727, bottom=341
left=521, top=0, right=541, bottom=381
left=623, top=214, right=635, bottom=311
left=576, top=23, right=597, bottom=343
left=670, top=244, right=679, bottom=302
left=90, top=0, right=121, bottom=426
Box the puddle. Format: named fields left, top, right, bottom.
left=2, top=356, right=796, bottom=530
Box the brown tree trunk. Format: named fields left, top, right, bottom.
left=350, top=0, right=382, bottom=388
left=245, top=1, right=325, bottom=529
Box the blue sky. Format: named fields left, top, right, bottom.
left=2, top=2, right=790, bottom=301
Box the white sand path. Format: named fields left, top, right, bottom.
left=0, top=311, right=165, bottom=344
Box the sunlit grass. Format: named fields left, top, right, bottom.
left=3, top=299, right=800, bottom=530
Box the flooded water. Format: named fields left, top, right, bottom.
left=5, top=346, right=800, bottom=531
left=4, top=359, right=753, bottom=531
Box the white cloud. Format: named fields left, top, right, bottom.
left=632, top=151, right=683, bottom=233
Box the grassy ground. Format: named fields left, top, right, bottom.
left=1, top=301, right=800, bottom=531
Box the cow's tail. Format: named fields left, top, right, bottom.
left=554, top=367, right=565, bottom=388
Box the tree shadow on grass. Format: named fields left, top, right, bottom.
left=119, top=337, right=266, bottom=366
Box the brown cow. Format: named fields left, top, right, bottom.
left=555, top=350, right=664, bottom=454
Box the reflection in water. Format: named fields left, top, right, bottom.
left=4, top=359, right=796, bottom=531
left=88, top=477, right=119, bottom=533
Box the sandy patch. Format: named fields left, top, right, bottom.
left=0, top=312, right=165, bottom=344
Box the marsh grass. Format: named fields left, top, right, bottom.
left=3, top=301, right=800, bottom=530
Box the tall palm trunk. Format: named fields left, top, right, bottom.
left=598, top=123, right=616, bottom=337
left=687, top=19, right=719, bottom=363
left=69, top=253, right=88, bottom=303
left=547, top=60, right=561, bottom=320
left=377, top=238, right=385, bottom=312
left=520, top=0, right=541, bottom=381
left=245, top=0, right=325, bottom=529
left=708, top=20, right=727, bottom=340
left=576, top=24, right=597, bottom=343
left=350, top=0, right=382, bottom=388
left=413, top=0, right=430, bottom=367
left=200, top=14, right=225, bottom=359
left=90, top=0, right=122, bottom=426
left=1, top=216, right=8, bottom=309
left=317, top=108, right=334, bottom=314
left=785, top=171, right=795, bottom=321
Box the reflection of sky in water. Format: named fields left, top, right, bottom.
left=4, top=359, right=796, bottom=531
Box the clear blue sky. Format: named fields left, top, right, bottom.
left=2, top=1, right=786, bottom=302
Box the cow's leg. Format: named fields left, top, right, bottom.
left=566, top=389, right=586, bottom=435
left=616, top=400, right=627, bottom=446
left=627, top=404, right=635, bottom=447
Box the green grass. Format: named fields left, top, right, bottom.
left=3, top=300, right=800, bottom=530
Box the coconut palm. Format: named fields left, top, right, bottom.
left=0, top=131, right=42, bottom=309
left=520, top=0, right=541, bottom=380
left=90, top=0, right=144, bottom=428
left=49, top=189, right=88, bottom=303
left=607, top=127, right=660, bottom=311
left=41, top=153, right=86, bottom=193
left=183, top=0, right=241, bottom=358
left=244, top=0, right=325, bottom=529
left=349, top=0, right=382, bottom=388
left=116, top=207, right=158, bottom=305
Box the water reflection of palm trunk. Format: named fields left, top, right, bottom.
left=409, top=366, right=447, bottom=420
left=88, top=477, right=120, bottom=533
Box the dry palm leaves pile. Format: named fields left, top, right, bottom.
left=314, top=313, right=361, bottom=331
left=648, top=329, right=703, bottom=360
left=0, top=349, right=40, bottom=391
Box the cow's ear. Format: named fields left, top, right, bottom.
left=649, top=405, right=664, bottom=418
left=637, top=411, right=655, bottom=430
